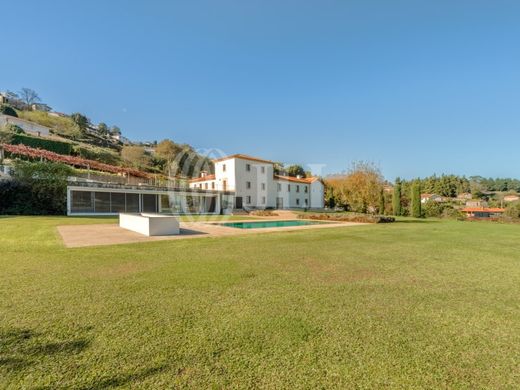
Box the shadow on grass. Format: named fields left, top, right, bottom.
left=0, top=327, right=91, bottom=372
left=75, top=365, right=169, bottom=390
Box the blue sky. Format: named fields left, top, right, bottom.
left=2, top=0, right=520, bottom=179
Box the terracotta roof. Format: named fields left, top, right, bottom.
left=273, top=174, right=319, bottom=184
left=212, top=154, right=275, bottom=164
left=462, top=207, right=505, bottom=213
left=189, top=174, right=216, bottom=182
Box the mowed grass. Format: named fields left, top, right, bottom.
left=1, top=216, right=520, bottom=388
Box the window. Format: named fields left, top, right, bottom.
left=262, top=196, right=266, bottom=204
left=222, top=164, right=226, bottom=172
left=261, top=166, right=265, bottom=174
left=246, top=163, right=251, bottom=171
left=126, top=193, right=140, bottom=212
left=277, top=183, right=281, bottom=191
left=305, top=186, right=308, bottom=193
left=94, top=192, right=110, bottom=212
left=111, top=193, right=125, bottom=212
left=305, top=199, right=308, bottom=206
left=246, top=181, right=251, bottom=189
left=296, top=185, right=300, bottom=193
left=261, top=183, right=266, bottom=190
left=246, top=196, right=251, bottom=204
left=288, top=184, right=291, bottom=192
left=71, top=191, right=93, bottom=213
left=296, top=198, right=300, bottom=206
left=204, top=183, right=208, bottom=189
left=142, top=194, right=157, bottom=212
left=212, top=182, right=215, bottom=190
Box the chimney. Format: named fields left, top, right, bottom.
left=200, top=171, right=207, bottom=178
left=296, top=174, right=302, bottom=179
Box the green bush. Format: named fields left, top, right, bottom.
left=0, top=104, right=18, bottom=117
left=0, top=179, right=33, bottom=214
left=11, top=133, right=73, bottom=155
left=503, top=202, right=520, bottom=220
left=7, top=160, right=73, bottom=215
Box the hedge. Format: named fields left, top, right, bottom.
left=11, top=133, right=73, bottom=155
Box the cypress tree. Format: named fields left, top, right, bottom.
left=379, top=188, right=385, bottom=215
left=392, top=179, right=402, bottom=216
left=411, top=181, right=422, bottom=218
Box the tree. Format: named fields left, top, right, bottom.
left=155, top=139, right=182, bottom=176
left=379, top=188, right=385, bottom=215
left=70, top=113, right=90, bottom=134
left=392, top=179, right=402, bottom=216
left=0, top=104, right=18, bottom=117
left=286, top=164, right=306, bottom=178
left=19, top=88, right=41, bottom=106
left=411, top=181, right=422, bottom=218
left=328, top=161, right=384, bottom=213
left=273, top=162, right=285, bottom=175
left=97, top=122, right=109, bottom=136
left=121, top=146, right=148, bottom=167
left=324, top=186, right=336, bottom=209
left=110, top=126, right=121, bottom=136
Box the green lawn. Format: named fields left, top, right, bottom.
left=1, top=216, right=520, bottom=388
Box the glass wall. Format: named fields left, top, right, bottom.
left=70, top=189, right=221, bottom=215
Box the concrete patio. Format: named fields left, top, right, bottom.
left=57, top=219, right=367, bottom=248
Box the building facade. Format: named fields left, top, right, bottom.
left=188, top=154, right=324, bottom=210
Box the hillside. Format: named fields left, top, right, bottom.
left=1, top=107, right=213, bottom=181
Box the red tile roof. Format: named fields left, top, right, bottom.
left=212, top=154, right=275, bottom=164
left=273, top=174, right=319, bottom=184
left=189, top=174, right=216, bottom=182
left=462, top=207, right=505, bottom=213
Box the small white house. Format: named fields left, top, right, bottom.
left=0, top=114, right=50, bottom=136
left=420, top=194, right=443, bottom=204
left=189, top=154, right=324, bottom=210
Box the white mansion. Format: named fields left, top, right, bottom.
left=189, top=154, right=324, bottom=210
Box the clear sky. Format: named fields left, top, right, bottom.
left=2, top=0, right=520, bottom=179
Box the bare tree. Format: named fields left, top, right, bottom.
left=19, top=88, right=41, bottom=106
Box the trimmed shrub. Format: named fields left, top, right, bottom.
left=11, top=133, right=73, bottom=155
left=250, top=210, right=278, bottom=217
left=299, top=213, right=395, bottom=224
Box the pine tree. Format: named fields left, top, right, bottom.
left=392, top=179, right=402, bottom=216
left=411, top=181, right=422, bottom=218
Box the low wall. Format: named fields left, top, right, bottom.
left=119, top=213, right=180, bottom=236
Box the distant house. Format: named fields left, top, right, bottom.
left=457, top=193, right=472, bottom=200
left=421, top=193, right=443, bottom=204
left=0, top=114, right=50, bottom=137
left=503, top=194, right=520, bottom=203
left=466, top=199, right=487, bottom=208
left=462, top=207, right=504, bottom=220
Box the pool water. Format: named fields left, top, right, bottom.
left=217, top=220, right=326, bottom=229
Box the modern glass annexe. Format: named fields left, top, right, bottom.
left=67, top=182, right=235, bottom=216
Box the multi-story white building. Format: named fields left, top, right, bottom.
left=189, top=154, right=324, bottom=210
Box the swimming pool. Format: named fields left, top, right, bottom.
left=217, top=220, right=327, bottom=229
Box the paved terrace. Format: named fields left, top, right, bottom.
left=57, top=218, right=367, bottom=248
